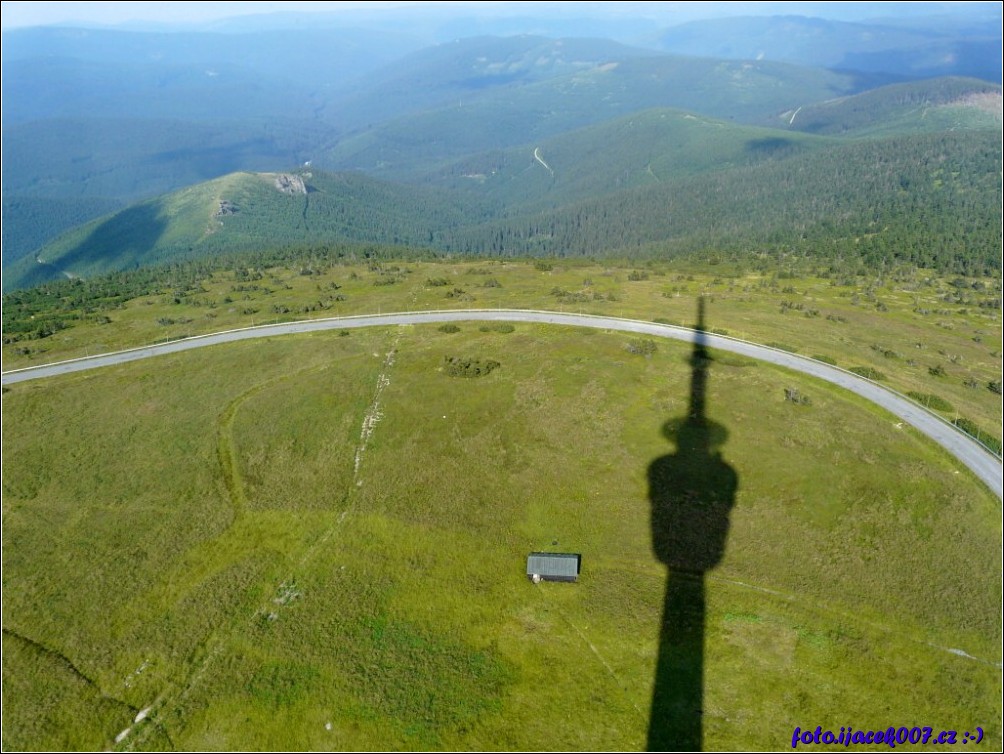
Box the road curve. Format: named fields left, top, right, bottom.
left=3, top=308, right=1000, bottom=498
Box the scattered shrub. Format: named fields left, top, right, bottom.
left=549, top=285, right=591, bottom=303
left=625, top=339, right=657, bottom=357
left=906, top=392, right=954, bottom=412
left=871, top=344, right=900, bottom=359
left=929, top=364, right=947, bottom=377
left=478, top=323, right=514, bottom=334
left=444, top=356, right=501, bottom=378
left=438, top=324, right=460, bottom=334
left=812, top=354, right=837, bottom=365
left=849, top=366, right=886, bottom=381
left=953, top=418, right=1002, bottom=455
left=765, top=342, right=798, bottom=353
left=784, top=387, right=812, bottom=405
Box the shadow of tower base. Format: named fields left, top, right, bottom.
left=647, top=571, right=704, bottom=752
left=646, top=297, right=738, bottom=752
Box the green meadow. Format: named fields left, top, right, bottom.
left=2, top=318, right=1000, bottom=750
left=5, top=257, right=1001, bottom=447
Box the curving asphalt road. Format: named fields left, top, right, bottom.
left=3, top=308, right=1001, bottom=498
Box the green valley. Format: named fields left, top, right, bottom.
left=8, top=119, right=999, bottom=291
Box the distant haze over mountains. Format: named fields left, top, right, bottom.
left=2, top=2, right=1000, bottom=288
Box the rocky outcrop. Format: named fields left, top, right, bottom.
left=215, top=199, right=239, bottom=217
left=274, top=174, right=307, bottom=195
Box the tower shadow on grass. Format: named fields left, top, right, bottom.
left=647, top=297, right=738, bottom=752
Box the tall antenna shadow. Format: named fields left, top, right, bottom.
left=647, top=297, right=738, bottom=751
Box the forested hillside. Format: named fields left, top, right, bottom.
left=1, top=196, right=123, bottom=267
left=8, top=125, right=999, bottom=292
left=421, top=108, right=836, bottom=208
left=783, top=77, right=1002, bottom=136
left=3, top=12, right=1001, bottom=291
left=442, top=130, right=1001, bottom=274
left=321, top=53, right=870, bottom=179
left=2, top=171, right=495, bottom=290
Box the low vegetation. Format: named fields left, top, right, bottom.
left=443, top=356, right=501, bottom=378
left=848, top=366, right=887, bottom=381
left=625, top=338, right=658, bottom=357
left=3, top=18, right=1000, bottom=751
left=3, top=325, right=999, bottom=750
left=906, top=392, right=954, bottom=412
left=3, top=253, right=1000, bottom=438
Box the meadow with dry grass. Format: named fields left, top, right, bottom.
left=3, top=311, right=1000, bottom=750
left=5, top=258, right=1000, bottom=448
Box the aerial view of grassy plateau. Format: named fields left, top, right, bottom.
left=3, top=259, right=1001, bottom=750
left=2, top=2, right=1002, bottom=751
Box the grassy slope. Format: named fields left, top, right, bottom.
left=0, top=117, right=335, bottom=274
left=4, top=258, right=1000, bottom=443
left=5, top=171, right=494, bottom=290
left=3, top=323, right=1000, bottom=750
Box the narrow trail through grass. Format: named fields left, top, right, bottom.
left=215, top=364, right=334, bottom=517
left=532, top=585, right=648, bottom=723
left=4, top=323, right=998, bottom=750
left=125, top=332, right=405, bottom=749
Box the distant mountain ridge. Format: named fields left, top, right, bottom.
left=781, top=77, right=1002, bottom=135
left=3, top=14, right=1001, bottom=288
left=319, top=50, right=874, bottom=180
left=656, top=14, right=1002, bottom=82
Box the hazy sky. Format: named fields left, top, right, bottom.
left=0, top=1, right=399, bottom=28
left=3, top=1, right=997, bottom=30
